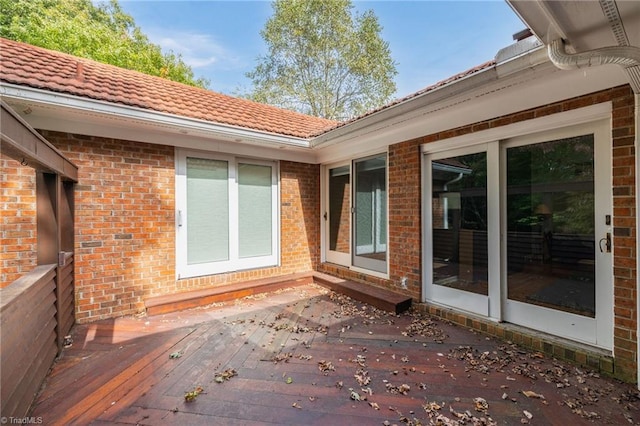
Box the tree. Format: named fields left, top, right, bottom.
left=246, top=0, right=397, bottom=120
left=0, top=0, right=209, bottom=88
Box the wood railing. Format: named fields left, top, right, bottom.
left=0, top=253, right=75, bottom=419
left=56, top=252, right=75, bottom=351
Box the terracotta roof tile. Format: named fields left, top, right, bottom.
left=0, top=38, right=337, bottom=139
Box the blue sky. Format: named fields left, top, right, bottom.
left=118, top=0, right=526, bottom=99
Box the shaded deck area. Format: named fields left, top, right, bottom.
left=32, top=284, right=639, bottom=425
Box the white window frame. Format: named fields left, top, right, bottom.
left=176, top=149, right=279, bottom=279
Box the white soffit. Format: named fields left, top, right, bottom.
left=313, top=53, right=627, bottom=164
left=0, top=84, right=316, bottom=163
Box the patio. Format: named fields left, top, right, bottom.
left=30, top=284, right=639, bottom=425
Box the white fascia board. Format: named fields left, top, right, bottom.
left=420, top=102, right=612, bottom=154
left=313, top=49, right=628, bottom=164
left=0, top=84, right=316, bottom=163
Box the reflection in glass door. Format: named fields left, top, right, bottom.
left=506, top=135, right=596, bottom=317
left=426, top=146, right=492, bottom=317
left=326, top=165, right=351, bottom=266
left=432, top=153, right=488, bottom=296
left=353, top=155, right=387, bottom=273
left=424, top=121, right=611, bottom=347
left=502, top=125, right=612, bottom=348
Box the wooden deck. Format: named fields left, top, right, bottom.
left=145, top=272, right=412, bottom=316
left=31, top=284, right=640, bottom=425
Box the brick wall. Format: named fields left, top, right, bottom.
left=40, top=132, right=320, bottom=322
left=319, top=85, right=637, bottom=381
left=42, top=132, right=176, bottom=322
left=610, top=87, right=637, bottom=381
left=280, top=161, right=321, bottom=271
left=0, top=154, right=37, bottom=287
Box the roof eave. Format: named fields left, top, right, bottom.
left=310, top=46, right=547, bottom=149
left=311, top=45, right=629, bottom=164
left=0, top=83, right=315, bottom=158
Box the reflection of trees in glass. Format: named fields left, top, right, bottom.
left=507, top=135, right=594, bottom=235
left=445, top=153, right=488, bottom=231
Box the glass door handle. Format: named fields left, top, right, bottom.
left=599, top=233, right=611, bottom=253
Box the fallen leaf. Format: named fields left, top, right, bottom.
left=184, top=386, right=204, bottom=402
left=214, top=368, right=237, bottom=383
left=522, top=390, right=545, bottom=399
left=354, top=369, right=371, bottom=386
left=473, top=397, right=488, bottom=412
left=318, top=360, right=335, bottom=375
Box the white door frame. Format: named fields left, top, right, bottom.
left=322, top=161, right=351, bottom=267
left=423, top=143, right=497, bottom=317
left=421, top=103, right=614, bottom=349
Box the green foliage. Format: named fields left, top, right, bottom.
left=506, top=135, right=595, bottom=235
left=246, top=0, right=397, bottom=120
left=0, top=0, right=209, bottom=88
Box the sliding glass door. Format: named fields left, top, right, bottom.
left=326, top=164, right=351, bottom=266
left=502, top=128, right=612, bottom=348
left=425, top=146, right=493, bottom=316
left=423, top=120, right=612, bottom=348
left=353, top=155, right=387, bottom=273
left=323, top=154, right=388, bottom=275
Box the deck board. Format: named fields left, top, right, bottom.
left=29, top=284, right=640, bottom=426
left=145, top=271, right=412, bottom=316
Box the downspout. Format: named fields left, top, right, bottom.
left=548, top=39, right=640, bottom=93
left=443, top=173, right=464, bottom=229
left=443, top=173, right=464, bottom=191
left=548, top=39, right=640, bottom=69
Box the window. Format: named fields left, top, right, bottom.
left=176, top=150, right=279, bottom=278
left=352, top=154, right=387, bottom=274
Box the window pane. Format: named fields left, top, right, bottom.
left=506, top=135, right=595, bottom=317
left=187, top=158, right=229, bottom=264
left=432, top=153, right=488, bottom=295
left=329, top=166, right=350, bottom=253
left=353, top=155, right=387, bottom=273
left=238, top=163, right=272, bottom=258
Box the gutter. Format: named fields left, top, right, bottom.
left=311, top=46, right=549, bottom=149
left=0, top=83, right=312, bottom=150
left=548, top=39, right=640, bottom=93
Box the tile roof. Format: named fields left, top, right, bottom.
left=0, top=38, right=337, bottom=139
left=325, top=60, right=496, bottom=133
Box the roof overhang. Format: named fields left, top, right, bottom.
left=312, top=45, right=628, bottom=164
left=507, top=0, right=640, bottom=92
left=2, top=0, right=637, bottom=164
left=0, top=84, right=317, bottom=163
left=1, top=101, right=77, bottom=181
